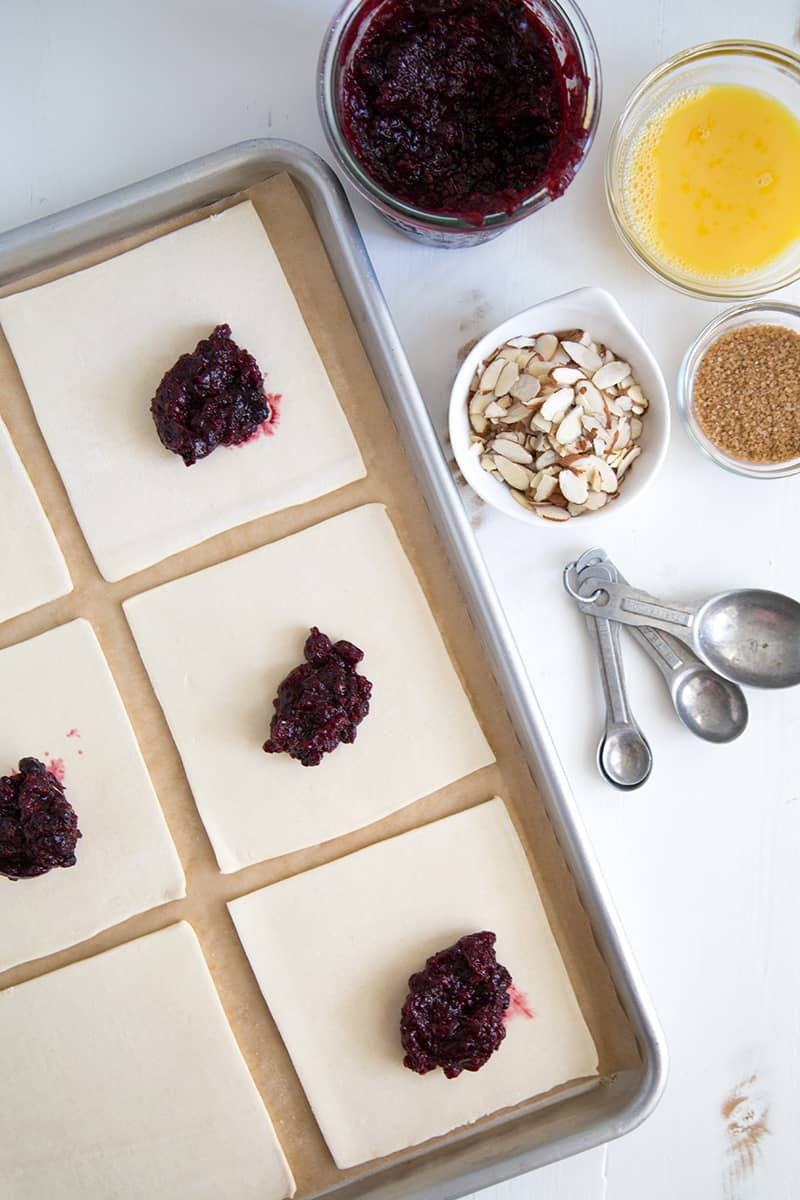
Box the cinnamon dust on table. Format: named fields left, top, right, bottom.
left=721, top=1075, right=769, bottom=1195
left=693, top=324, right=800, bottom=463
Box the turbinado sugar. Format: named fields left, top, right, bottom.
left=693, top=324, right=800, bottom=464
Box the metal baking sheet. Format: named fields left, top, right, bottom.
left=0, top=138, right=666, bottom=1200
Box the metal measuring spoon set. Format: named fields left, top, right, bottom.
left=563, top=548, right=800, bottom=789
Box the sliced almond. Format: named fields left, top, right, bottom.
left=506, top=336, right=536, bottom=349
left=526, top=357, right=554, bottom=378
left=510, top=489, right=538, bottom=512
left=555, top=405, right=583, bottom=446
left=630, top=417, right=643, bottom=439
left=615, top=418, right=631, bottom=450
left=536, top=505, right=570, bottom=522
left=540, top=387, right=574, bottom=423
left=580, top=413, right=604, bottom=434
left=504, top=402, right=531, bottom=422
left=494, top=359, right=520, bottom=396
left=568, top=453, right=600, bottom=474
left=484, top=401, right=507, bottom=419
left=533, top=473, right=558, bottom=502
left=469, top=392, right=492, bottom=415
left=575, top=379, right=605, bottom=415
left=530, top=412, right=553, bottom=433
left=558, top=468, right=589, bottom=504
left=617, top=445, right=641, bottom=477
left=594, top=458, right=619, bottom=493
left=561, top=340, right=603, bottom=372
left=493, top=456, right=532, bottom=490
left=479, top=358, right=504, bottom=392
left=572, top=452, right=601, bottom=477
left=551, top=366, right=585, bottom=386
left=535, top=449, right=558, bottom=470
left=509, top=374, right=541, bottom=404
left=470, top=412, right=488, bottom=435
left=583, top=491, right=608, bottom=511
left=490, top=438, right=533, bottom=464
left=593, top=361, right=631, bottom=390
left=535, top=333, right=558, bottom=360
left=479, top=454, right=496, bottom=472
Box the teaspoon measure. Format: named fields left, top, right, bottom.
left=575, top=553, right=748, bottom=743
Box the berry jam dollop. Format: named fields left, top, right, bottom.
left=400, top=930, right=512, bottom=1078
left=339, top=0, right=589, bottom=221
left=0, top=757, right=82, bottom=881
left=151, top=323, right=272, bottom=466
left=263, top=627, right=373, bottom=767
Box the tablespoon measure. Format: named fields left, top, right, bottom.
left=575, top=569, right=653, bottom=789
left=574, top=578, right=800, bottom=689
left=576, top=554, right=748, bottom=743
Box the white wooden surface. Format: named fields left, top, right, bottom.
left=2, top=3, right=799, bottom=1197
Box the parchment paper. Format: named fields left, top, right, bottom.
left=0, top=172, right=639, bottom=1198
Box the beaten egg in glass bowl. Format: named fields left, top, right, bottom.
left=606, top=41, right=800, bottom=299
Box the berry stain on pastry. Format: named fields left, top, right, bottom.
left=0, top=757, right=81, bottom=880
left=43, top=753, right=66, bottom=783
left=150, top=323, right=277, bottom=465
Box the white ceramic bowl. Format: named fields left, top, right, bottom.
left=448, top=287, right=670, bottom=527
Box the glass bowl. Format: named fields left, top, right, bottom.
left=677, top=301, right=800, bottom=478
left=606, top=41, right=800, bottom=299
left=318, top=0, right=602, bottom=248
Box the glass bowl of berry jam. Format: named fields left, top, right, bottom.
left=318, top=0, right=601, bottom=247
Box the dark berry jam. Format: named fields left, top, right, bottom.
left=263, top=627, right=373, bottom=767
left=339, top=0, right=589, bottom=222
left=401, top=931, right=511, bottom=1077
left=0, top=757, right=81, bottom=881
left=151, top=323, right=272, bottom=466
